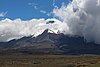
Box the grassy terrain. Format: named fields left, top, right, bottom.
left=0, top=54, right=100, bottom=67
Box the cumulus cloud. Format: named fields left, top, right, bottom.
left=53, top=0, right=100, bottom=44
left=0, top=18, right=68, bottom=42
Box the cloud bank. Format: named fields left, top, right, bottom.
left=0, top=18, right=68, bottom=42
left=53, top=0, right=100, bottom=44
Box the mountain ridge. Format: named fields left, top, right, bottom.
left=0, top=29, right=100, bottom=55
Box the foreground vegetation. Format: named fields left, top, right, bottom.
left=0, top=54, right=100, bottom=67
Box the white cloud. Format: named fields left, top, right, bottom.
left=0, top=18, right=69, bottom=42
left=0, top=12, right=7, bottom=17
left=46, top=12, right=53, bottom=17
left=40, top=10, right=47, bottom=14
left=53, top=0, right=57, bottom=6
left=34, top=6, right=38, bottom=10
left=53, top=0, right=100, bottom=44
left=97, top=0, right=100, bottom=6
left=28, top=3, right=38, bottom=10
left=28, top=3, right=37, bottom=6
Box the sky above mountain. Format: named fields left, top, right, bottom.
left=0, top=0, right=69, bottom=20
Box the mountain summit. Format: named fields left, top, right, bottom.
left=0, top=29, right=100, bottom=55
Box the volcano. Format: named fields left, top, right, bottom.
left=0, top=29, right=100, bottom=55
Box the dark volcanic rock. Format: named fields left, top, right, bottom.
left=0, top=29, right=100, bottom=55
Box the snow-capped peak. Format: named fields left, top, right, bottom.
left=0, top=18, right=68, bottom=42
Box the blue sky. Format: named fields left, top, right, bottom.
left=0, top=0, right=69, bottom=20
